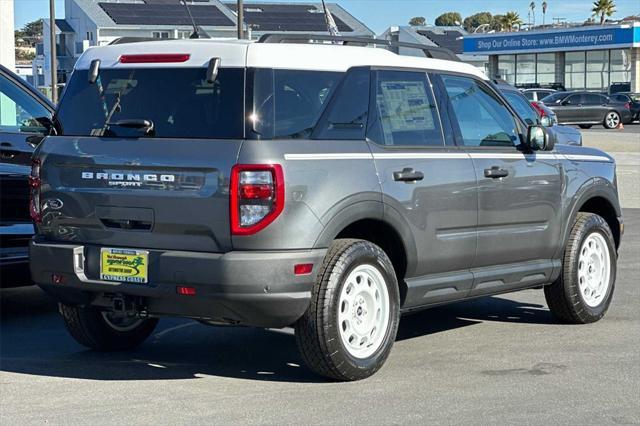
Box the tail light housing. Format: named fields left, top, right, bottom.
left=230, top=164, right=284, bottom=235
left=29, top=158, right=42, bottom=223
left=531, top=101, right=547, bottom=117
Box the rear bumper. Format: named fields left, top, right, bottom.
left=30, top=239, right=326, bottom=327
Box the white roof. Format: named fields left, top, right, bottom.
left=75, top=39, right=487, bottom=79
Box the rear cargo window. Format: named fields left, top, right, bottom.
left=56, top=68, right=244, bottom=139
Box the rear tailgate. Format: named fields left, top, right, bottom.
left=36, top=136, right=240, bottom=252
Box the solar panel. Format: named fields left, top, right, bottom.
left=417, top=30, right=463, bottom=54
left=98, top=2, right=235, bottom=26
left=225, top=2, right=353, bottom=32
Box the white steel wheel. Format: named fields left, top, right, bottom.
left=577, top=232, right=611, bottom=307
left=605, top=112, right=620, bottom=129
left=337, top=263, right=390, bottom=359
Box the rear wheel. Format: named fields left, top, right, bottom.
left=544, top=213, right=616, bottom=324
left=59, top=303, right=158, bottom=351
left=603, top=111, right=621, bottom=129
left=578, top=124, right=592, bottom=129
left=295, top=239, right=400, bottom=381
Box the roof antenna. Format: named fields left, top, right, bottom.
left=321, top=0, right=341, bottom=37
left=181, top=0, right=201, bottom=39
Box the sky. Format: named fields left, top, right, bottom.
left=13, top=0, right=640, bottom=33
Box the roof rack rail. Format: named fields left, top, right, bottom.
left=257, top=33, right=460, bottom=62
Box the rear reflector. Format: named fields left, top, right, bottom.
left=119, top=54, right=190, bottom=64
left=294, top=264, right=313, bottom=276
left=176, top=286, right=196, bottom=296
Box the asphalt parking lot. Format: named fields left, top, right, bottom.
left=1, top=127, right=639, bottom=425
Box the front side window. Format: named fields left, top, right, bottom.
left=367, top=70, right=443, bottom=147
left=502, top=91, right=538, bottom=125
left=565, top=94, right=584, bottom=105
left=56, top=68, right=245, bottom=139
left=0, top=74, right=51, bottom=135
left=441, top=75, right=519, bottom=148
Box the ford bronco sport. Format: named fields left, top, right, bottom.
left=30, top=36, right=622, bottom=381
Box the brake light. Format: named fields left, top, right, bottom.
left=230, top=164, right=284, bottom=236
left=531, top=101, right=547, bottom=117
left=29, top=159, right=42, bottom=223
left=119, top=54, right=190, bottom=64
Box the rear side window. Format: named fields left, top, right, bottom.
left=367, top=70, right=443, bottom=147
left=523, top=91, right=535, bottom=101
left=584, top=94, right=606, bottom=105
left=441, top=75, right=518, bottom=148
left=56, top=68, right=244, bottom=139
left=251, top=69, right=342, bottom=139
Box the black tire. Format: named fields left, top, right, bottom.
left=544, top=213, right=616, bottom=324
left=603, top=111, right=621, bottom=129
left=578, top=124, right=592, bottom=129
left=59, top=303, right=158, bottom=351
left=295, top=239, right=400, bottom=381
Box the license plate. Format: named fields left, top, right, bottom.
left=100, top=248, right=149, bottom=283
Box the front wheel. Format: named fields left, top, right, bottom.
left=603, top=111, right=621, bottom=129
left=544, top=213, right=616, bottom=324
left=59, top=304, right=159, bottom=351
left=295, top=239, right=400, bottom=381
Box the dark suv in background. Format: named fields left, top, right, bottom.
left=0, top=64, right=55, bottom=287
left=610, top=93, right=640, bottom=122
left=541, top=91, right=633, bottom=129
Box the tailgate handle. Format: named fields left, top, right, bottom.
left=101, top=218, right=152, bottom=230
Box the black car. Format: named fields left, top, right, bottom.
left=609, top=93, right=640, bottom=122
left=540, top=91, right=633, bottom=129
left=0, top=64, right=55, bottom=287
left=495, top=81, right=582, bottom=146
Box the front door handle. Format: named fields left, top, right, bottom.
left=484, top=166, right=509, bottom=179
left=393, top=167, right=424, bottom=182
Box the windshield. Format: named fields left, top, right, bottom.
left=56, top=68, right=245, bottom=139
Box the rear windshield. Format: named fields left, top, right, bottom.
left=56, top=68, right=245, bottom=139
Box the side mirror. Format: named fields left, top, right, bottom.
left=527, top=125, right=555, bottom=151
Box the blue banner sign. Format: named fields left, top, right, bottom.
left=463, top=26, right=637, bottom=54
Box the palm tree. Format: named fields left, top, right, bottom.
left=542, top=1, right=548, bottom=26
left=592, top=0, right=616, bottom=25
left=502, top=11, right=523, bottom=32
left=530, top=2, right=536, bottom=27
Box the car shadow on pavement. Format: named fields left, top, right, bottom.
left=1, top=287, right=555, bottom=383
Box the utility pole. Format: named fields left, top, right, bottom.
left=237, top=0, right=244, bottom=39
left=49, top=0, right=58, bottom=103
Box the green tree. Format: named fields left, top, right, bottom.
left=490, top=14, right=505, bottom=31
left=463, top=12, right=493, bottom=32
left=435, top=12, right=462, bottom=26
left=592, top=0, right=616, bottom=24
left=501, top=11, right=523, bottom=31
left=409, top=16, right=426, bottom=26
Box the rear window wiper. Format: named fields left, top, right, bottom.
left=105, top=119, right=155, bottom=136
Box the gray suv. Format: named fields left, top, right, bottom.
left=30, top=37, right=622, bottom=381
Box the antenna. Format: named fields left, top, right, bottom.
left=180, top=0, right=200, bottom=39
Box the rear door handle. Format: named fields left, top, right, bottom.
left=484, top=166, right=509, bottom=179
left=393, top=167, right=424, bottom=182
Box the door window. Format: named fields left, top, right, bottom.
left=0, top=74, right=51, bottom=135
left=564, top=94, right=584, bottom=105
left=367, top=70, right=443, bottom=147
left=583, top=94, right=605, bottom=105
left=502, top=91, right=538, bottom=125
left=441, top=75, right=519, bottom=147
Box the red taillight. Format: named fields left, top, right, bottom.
left=29, top=159, right=42, bottom=223
left=119, top=54, right=190, bottom=64
left=531, top=101, right=547, bottom=117
left=294, top=264, right=313, bottom=276
left=230, top=164, right=284, bottom=236
left=176, top=286, right=196, bottom=296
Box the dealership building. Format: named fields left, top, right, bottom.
left=463, top=23, right=640, bottom=92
